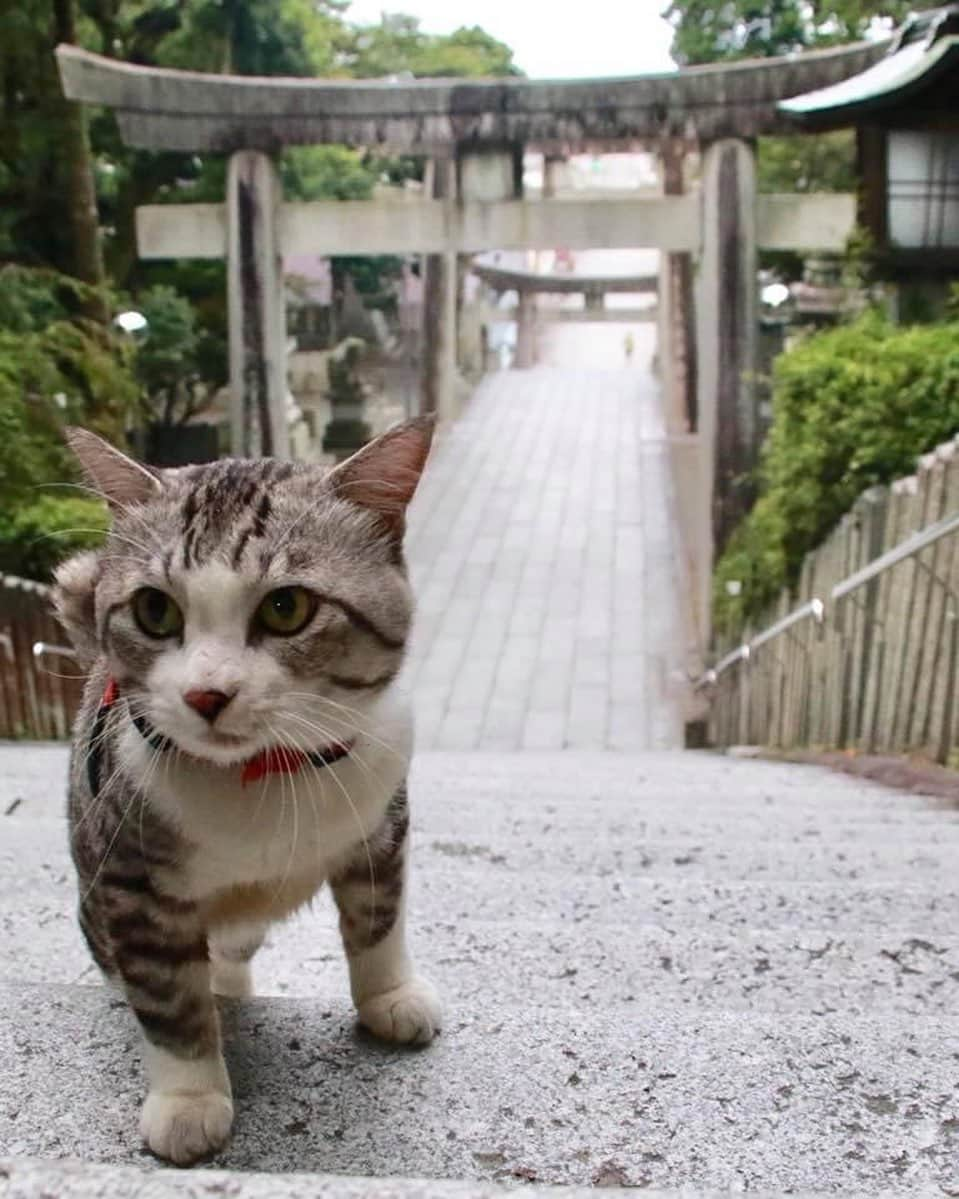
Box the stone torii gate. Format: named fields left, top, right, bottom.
left=56, top=40, right=878, bottom=629
left=469, top=257, right=660, bottom=369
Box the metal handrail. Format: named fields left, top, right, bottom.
left=831, top=507, right=959, bottom=599
left=699, top=507, right=959, bottom=687
left=33, top=641, right=77, bottom=662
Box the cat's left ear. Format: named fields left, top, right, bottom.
left=65, top=427, right=162, bottom=510
left=328, top=417, right=434, bottom=539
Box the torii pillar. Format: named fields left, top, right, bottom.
left=659, top=139, right=698, bottom=437
left=226, top=151, right=290, bottom=459
left=421, top=144, right=524, bottom=417
left=696, top=138, right=758, bottom=552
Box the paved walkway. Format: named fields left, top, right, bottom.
left=405, top=323, right=691, bottom=752
left=4, top=748, right=958, bottom=1191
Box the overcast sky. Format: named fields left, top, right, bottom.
left=344, top=0, right=677, bottom=78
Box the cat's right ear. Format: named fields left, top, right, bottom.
left=65, top=427, right=162, bottom=510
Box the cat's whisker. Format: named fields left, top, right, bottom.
left=282, top=710, right=386, bottom=799
left=264, top=721, right=302, bottom=906
left=71, top=698, right=161, bottom=838
left=269, top=491, right=340, bottom=559
left=58, top=419, right=436, bottom=1164
left=275, top=713, right=378, bottom=929
left=35, top=525, right=155, bottom=560
left=41, top=481, right=165, bottom=552
left=281, top=693, right=406, bottom=762
left=71, top=708, right=138, bottom=834
left=80, top=735, right=164, bottom=905
left=246, top=760, right=276, bottom=831
left=35, top=665, right=88, bottom=681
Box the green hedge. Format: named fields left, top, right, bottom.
left=0, top=495, right=108, bottom=581
left=0, top=266, right=137, bottom=580
left=714, top=312, right=959, bottom=634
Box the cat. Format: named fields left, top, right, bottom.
left=53, top=419, right=441, bottom=1166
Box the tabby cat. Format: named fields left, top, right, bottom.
left=53, top=420, right=440, bottom=1166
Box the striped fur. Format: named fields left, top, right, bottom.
left=54, top=422, right=440, bottom=1166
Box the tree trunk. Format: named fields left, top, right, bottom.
left=52, top=0, right=110, bottom=323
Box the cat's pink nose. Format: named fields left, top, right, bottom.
left=183, top=689, right=234, bottom=722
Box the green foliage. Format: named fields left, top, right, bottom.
left=343, top=14, right=520, bottom=78
left=665, top=0, right=911, bottom=66
left=0, top=1, right=521, bottom=566
left=280, top=146, right=377, bottom=202
left=0, top=265, right=135, bottom=578
left=714, top=313, right=959, bottom=633
left=664, top=2, right=910, bottom=194
left=131, top=283, right=221, bottom=427
left=332, top=255, right=403, bottom=298
left=757, top=130, right=857, bottom=194
left=0, top=495, right=108, bottom=581
left=93, top=0, right=349, bottom=76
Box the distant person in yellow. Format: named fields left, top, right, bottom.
left=623, top=331, right=635, bottom=362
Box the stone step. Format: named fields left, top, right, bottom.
left=7, top=801, right=959, bottom=885
left=5, top=822, right=959, bottom=996
left=10, top=903, right=958, bottom=1019
left=0, top=1158, right=645, bottom=1199
left=3, top=746, right=958, bottom=1191
left=1, top=981, right=956, bottom=1192
left=5, top=745, right=954, bottom=824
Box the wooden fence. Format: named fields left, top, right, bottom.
left=0, top=574, right=82, bottom=740
left=704, top=435, right=959, bottom=764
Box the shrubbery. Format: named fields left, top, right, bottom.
left=0, top=495, right=108, bottom=581
left=0, top=266, right=135, bottom=581
left=714, top=311, right=959, bottom=634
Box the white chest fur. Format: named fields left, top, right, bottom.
left=117, top=688, right=413, bottom=906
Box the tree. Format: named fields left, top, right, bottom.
left=664, top=1, right=927, bottom=201
left=54, top=0, right=109, bottom=319
left=0, top=0, right=105, bottom=306
left=665, top=0, right=914, bottom=66
left=757, top=129, right=857, bottom=193
left=343, top=13, right=520, bottom=78
left=132, top=284, right=218, bottom=428
left=280, top=145, right=377, bottom=203
left=0, top=264, right=137, bottom=579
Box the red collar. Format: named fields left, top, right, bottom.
left=100, top=678, right=353, bottom=787
left=240, top=741, right=353, bottom=785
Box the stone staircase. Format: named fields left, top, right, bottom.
left=2, top=745, right=958, bottom=1195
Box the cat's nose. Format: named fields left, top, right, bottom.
left=183, top=688, right=235, bottom=723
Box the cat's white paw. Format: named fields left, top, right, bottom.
left=210, top=958, right=253, bottom=999
left=140, top=1089, right=233, bottom=1165
left=357, top=977, right=442, bottom=1045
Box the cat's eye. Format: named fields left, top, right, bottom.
left=132, top=588, right=184, bottom=639
left=256, top=586, right=317, bottom=636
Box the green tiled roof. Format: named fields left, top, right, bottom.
left=780, top=5, right=959, bottom=128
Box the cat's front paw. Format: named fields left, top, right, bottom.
left=357, top=977, right=442, bottom=1046
left=140, top=1089, right=233, bottom=1165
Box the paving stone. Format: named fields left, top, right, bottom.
left=2, top=981, right=956, bottom=1191
left=0, top=1159, right=655, bottom=1199
left=405, top=360, right=689, bottom=751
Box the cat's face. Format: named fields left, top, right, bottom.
left=54, top=422, right=432, bottom=765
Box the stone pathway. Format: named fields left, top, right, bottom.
left=406, top=340, right=690, bottom=752
left=3, top=748, right=958, bottom=1192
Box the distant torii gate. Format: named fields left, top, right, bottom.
left=56, top=40, right=878, bottom=634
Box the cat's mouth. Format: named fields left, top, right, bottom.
left=191, top=728, right=265, bottom=765
left=205, top=729, right=249, bottom=747
left=164, top=725, right=266, bottom=767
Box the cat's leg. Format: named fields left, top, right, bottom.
left=209, top=920, right=267, bottom=999
left=329, top=781, right=441, bottom=1046
left=102, top=880, right=232, bottom=1164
